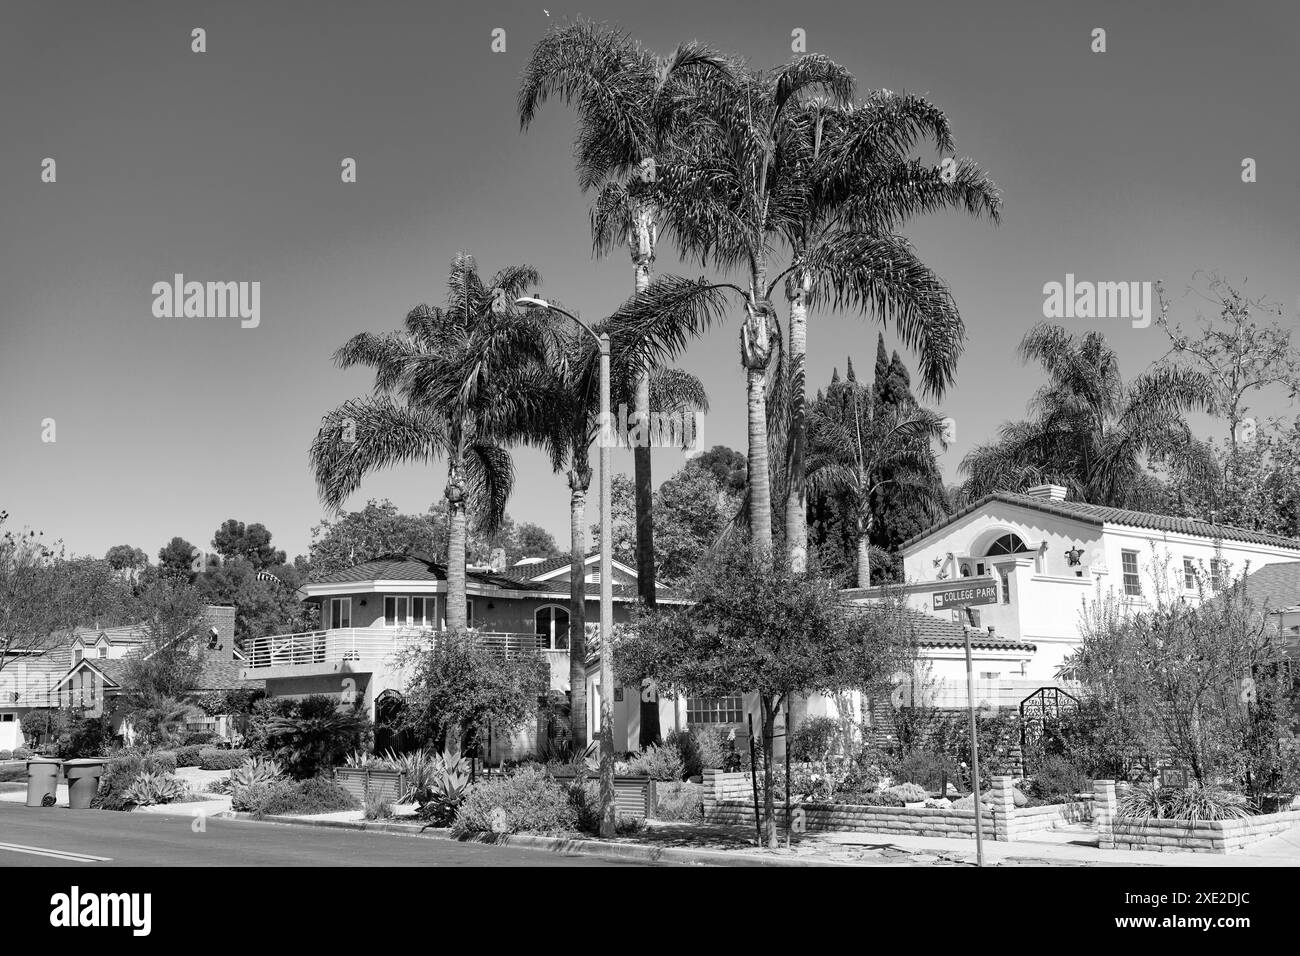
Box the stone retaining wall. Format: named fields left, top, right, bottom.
left=1093, top=779, right=1300, bottom=853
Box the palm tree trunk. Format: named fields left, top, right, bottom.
left=784, top=274, right=811, bottom=572
left=856, top=520, right=871, bottom=589
left=445, top=461, right=468, bottom=631
left=761, top=696, right=779, bottom=849
left=742, top=301, right=775, bottom=556
left=568, top=467, right=590, bottom=749
left=631, top=201, right=661, bottom=748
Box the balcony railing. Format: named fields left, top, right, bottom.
left=243, top=627, right=551, bottom=669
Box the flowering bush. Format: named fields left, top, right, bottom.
left=452, top=765, right=576, bottom=835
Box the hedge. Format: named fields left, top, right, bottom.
left=199, top=748, right=249, bottom=770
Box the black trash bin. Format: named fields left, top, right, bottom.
left=25, top=757, right=63, bottom=807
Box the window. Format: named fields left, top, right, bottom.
left=412, top=596, right=435, bottom=628
left=534, top=605, right=570, bottom=650
left=1210, top=559, right=1226, bottom=591
left=328, top=597, right=351, bottom=629
left=998, top=567, right=1011, bottom=604
left=383, top=595, right=410, bottom=627
left=986, top=534, right=1030, bottom=556
left=0, top=713, right=13, bottom=722
left=979, top=672, right=1001, bottom=681
left=466, top=600, right=474, bottom=627
left=687, top=697, right=743, bottom=724
left=73, top=647, right=83, bottom=663
left=1183, top=557, right=1196, bottom=590
left=97, top=646, right=108, bottom=659
left=1121, top=550, right=1141, bottom=596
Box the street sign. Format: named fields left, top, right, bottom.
left=932, top=583, right=998, bottom=611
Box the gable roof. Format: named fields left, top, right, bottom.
left=902, top=491, right=1300, bottom=553
left=1241, top=561, right=1300, bottom=612
left=53, top=655, right=263, bottom=693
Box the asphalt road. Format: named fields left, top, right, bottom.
left=0, top=803, right=656, bottom=867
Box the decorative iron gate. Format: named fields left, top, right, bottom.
left=1019, top=686, right=1079, bottom=750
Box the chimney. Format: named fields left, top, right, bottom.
left=201, top=605, right=237, bottom=662
left=1025, top=484, right=1068, bottom=502
left=489, top=547, right=507, bottom=573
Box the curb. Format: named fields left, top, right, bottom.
left=224, top=812, right=840, bottom=866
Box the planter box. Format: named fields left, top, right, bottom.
left=334, top=767, right=407, bottom=804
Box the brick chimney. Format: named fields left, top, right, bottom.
left=1025, top=484, right=1068, bottom=502
left=201, top=605, right=237, bottom=661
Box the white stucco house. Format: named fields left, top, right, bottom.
left=848, top=484, right=1300, bottom=687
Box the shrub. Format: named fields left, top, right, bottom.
left=1118, top=782, right=1252, bottom=823
left=452, top=765, right=577, bottom=835
left=790, top=717, right=840, bottom=762
left=839, top=791, right=904, bottom=807
left=179, top=729, right=218, bottom=746
left=13, top=747, right=33, bottom=760
left=122, top=771, right=188, bottom=807
left=56, top=713, right=115, bottom=759
left=230, top=756, right=284, bottom=789
left=884, top=782, right=929, bottom=803
left=199, top=748, right=249, bottom=771
left=653, top=781, right=704, bottom=823
left=174, top=745, right=204, bottom=768
left=363, top=791, right=394, bottom=820
left=0, top=750, right=12, bottom=761
left=664, top=730, right=702, bottom=779
left=627, top=743, right=684, bottom=781
left=262, top=695, right=372, bottom=779
left=234, top=777, right=359, bottom=817
left=96, top=751, right=178, bottom=811
left=1031, top=755, right=1088, bottom=801
left=896, top=750, right=957, bottom=791
left=149, top=750, right=178, bottom=774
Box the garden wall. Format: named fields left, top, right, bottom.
left=1093, top=780, right=1300, bottom=854
left=1014, top=799, right=1093, bottom=836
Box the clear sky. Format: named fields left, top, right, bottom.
left=1, top=0, right=1296, bottom=562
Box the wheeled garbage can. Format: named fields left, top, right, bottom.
left=25, top=757, right=63, bottom=807
left=64, top=758, right=107, bottom=810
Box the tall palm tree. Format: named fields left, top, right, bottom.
left=807, top=369, right=949, bottom=587
left=960, top=323, right=1213, bottom=507
left=520, top=20, right=730, bottom=745
left=607, top=57, right=867, bottom=556
left=528, top=322, right=709, bottom=749
left=777, top=92, right=1000, bottom=571
left=309, top=254, right=551, bottom=631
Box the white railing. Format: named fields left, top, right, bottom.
left=243, top=627, right=552, bottom=669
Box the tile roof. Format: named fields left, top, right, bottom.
left=852, top=604, right=1038, bottom=652
left=902, top=492, right=1300, bottom=553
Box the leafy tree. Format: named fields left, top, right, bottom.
left=157, top=536, right=199, bottom=580
left=309, top=253, right=551, bottom=630
left=513, top=522, right=560, bottom=560
left=614, top=537, right=913, bottom=847
left=118, top=578, right=206, bottom=705
left=104, top=545, right=148, bottom=575
left=307, top=499, right=441, bottom=580
left=398, top=629, right=548, bottom=753
left=960, top=324, right=1212, bottom=508
left=1065, top=569, right=1299, bottom=794
left=653, top=463, right=742, bottom=582
left=211, top=519, right=286, bottom=570
left=1, top=515, right=123, bottom=676
left=690, top=445, right=747, bottom=494
left=195, top=557, right=315, bottom=643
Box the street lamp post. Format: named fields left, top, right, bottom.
left=518, top=297, right=617, bottom=837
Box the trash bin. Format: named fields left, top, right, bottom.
left=63, top=759, right=107, bottom=810
left=25, top=757, right=63, bottom=807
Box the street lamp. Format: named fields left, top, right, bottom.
left=518, top=296, right=617, bottom=838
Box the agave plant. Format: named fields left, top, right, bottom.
left=123, top=771, right=189, bottom=807
left=230, top=756, right=284, bottom=790
left=413, top=746, right=474, bottom=828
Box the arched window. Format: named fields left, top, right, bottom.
left=985, top=533, right=1030, bottom=556
left=535, top=605, right=570, bottom=651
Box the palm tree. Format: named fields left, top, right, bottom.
left=960, top=323, right=1213, bottom=507
left=606, top=57, right=861, bottom=556
left=520, top=21, right=729, bottom=746
left=807, top=367, right=949, bottom=587
left=309, top=254, right=551, bottom=631
left=777, top=92, right=1000, bottom=571
left=528, top=324, right=709, bottom=749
